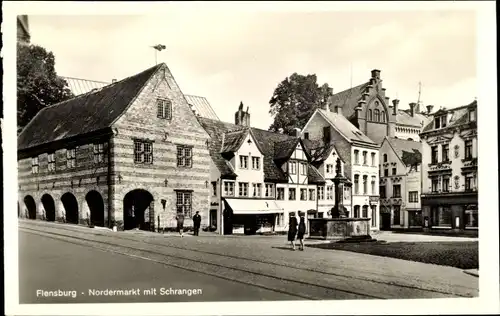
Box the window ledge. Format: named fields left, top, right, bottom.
left=465, top=227, right=478, bottom=230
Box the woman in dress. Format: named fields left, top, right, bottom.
left=297, top=212, right=306, bottom=251
left=287, top=212, right=298, bottom=250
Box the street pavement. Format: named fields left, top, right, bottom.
left=18, top=219, right=479, bottom=303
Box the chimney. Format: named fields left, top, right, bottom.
left=409, top=102, right=416, bottom=117
left=111, top=79, right=117, bottom=83
left=291, top=128, right=301, bottom=138
left=371, top=69, right=381, bottom=80
left=335, top=105, right=342, bottom=116
left=426, top=105, right=434, bottom=114
left=355, top=102, right=364, bottom=119
left=392, top=99, right=399, bottom=115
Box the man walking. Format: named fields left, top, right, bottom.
left=193, top=211, right=201, bottom=236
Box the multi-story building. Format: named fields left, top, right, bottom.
left=198, top=104, right=323, bottom=235
left=420, top=101, right=478, bottom=232
left=327, top=69, right=432, bottom=144
left=17, top=63, right=211, bottom=231
left=301, top=107, right=380, bottom=231
left=379, top=137, right=423, bottom=230
left=301, top=139, right=351, bottom=218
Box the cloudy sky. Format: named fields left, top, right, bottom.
left=27, top=3, right=477, bottom=130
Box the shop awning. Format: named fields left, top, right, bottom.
left=224, top=199, right=284, bottom=214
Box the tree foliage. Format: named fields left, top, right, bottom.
left=268, top=73, right=333, bottom=135
left=17, top=43, right=73, bottom=133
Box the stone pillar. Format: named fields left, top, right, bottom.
left=57, top=200, right=66, bottom=223
left=81, top=200, right=90, bottom=226
left=332, top=158, right=347, bottom=218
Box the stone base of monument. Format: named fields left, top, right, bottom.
left=308, top=218, right=376, bottom=242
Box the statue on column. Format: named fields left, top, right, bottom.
left=331, top=158, right=347, bottom=218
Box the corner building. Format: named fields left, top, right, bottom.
left=18, top=63, right=211, bottom=231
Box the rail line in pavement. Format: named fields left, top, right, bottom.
left=18, top=221, right=476, bottom=298
left=21, top=226, right=384, bottom=300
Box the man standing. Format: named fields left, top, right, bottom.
left=193, top=211, right=201, bottom=236
left=176, top=213, right=185, bottom=237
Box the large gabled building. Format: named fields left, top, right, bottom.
left=18, top=63, right=211, bottom=231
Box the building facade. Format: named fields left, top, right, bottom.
left=18, top=63, right=211, bottom=231
left=379, top=137, right=423, bottom=230
left=198, top=105, right=324, bottom=235
left=420, top=101, right=478, bottom=232
left=328, top=69, right=432, bottom=145
left=301, top=108, right=380, bottom=231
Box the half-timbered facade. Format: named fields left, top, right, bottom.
left=18, top=63, right=211, bottom=231
left=198, top=105, right=324, bottom=235
left=420, top=101, right=478, bottom=232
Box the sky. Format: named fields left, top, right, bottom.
left=28, top=6, right=477, bottom=130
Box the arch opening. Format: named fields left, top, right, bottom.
left=24, top=195, right=37, bottom=219
left=41, top=194, right=56, bottom=221
left=123, top=189, right=154, bottom=231
left=85, top=191, right=105, bottom=227
left=61, top=192, right=79, bottom=224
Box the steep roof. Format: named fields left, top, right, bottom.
left=273, top=138, right=300, bottom=161
left=197, top=117, right=296, bottom=182
left=386, top=137, right=422, bottom=166
left=301, top=138, right=337, bottom=163
left=62, top=77, right=111, bottom=96
left=18, top=64, right=162, bottom=151
left=220, top=129, right=248, bottom=153
left=317, top=109, right=377, bottom=145
left=421, top=101, right=476, bottom=134
left=307, top=165, right=325, bottom=184
left=328, top=82, right=369, bottom=119
left=184, top=95, right=220, bottom=121
left=396, top=109, right=431, bottom=128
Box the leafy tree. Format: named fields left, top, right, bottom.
left=17, top=43, right=73, bottom=133
left=268, top=73, right=333, bottom=135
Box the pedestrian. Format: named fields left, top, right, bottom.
left=193, top=211, right=201, bottom=236
left=287, top=212, right=298, bottom=250
left=297, top=212, right=306, bottom=251
left=176, top=213, right=185, bottom=237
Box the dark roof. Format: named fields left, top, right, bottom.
left=421, top=101, right=476, bottom=134
left=274, top=138, right=300, bottom=160
left=328, top=82, right=369, bottom=119
left=197, top=117, right=297, bottom=182
left=307, top=165, right=325, bottom=184
left=386, top=137, right=422, bottom=166
left=18, top=64, right=163, bottom=150
left=196, top=117, right=239, bottom=178
left=301, top=138, right=336, bottom=163
left=221, top=129, right=248, bottom=153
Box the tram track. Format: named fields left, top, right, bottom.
left=20, top=226, right=381, bottom=300
left=19, top=221, right=475, bottom=299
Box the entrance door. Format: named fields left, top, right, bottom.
left=223, top=208, right=233, bottom=235
left=380, top=213, right=391, bottom=230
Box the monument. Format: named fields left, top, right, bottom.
left=308, top=158, right=374, bottom=241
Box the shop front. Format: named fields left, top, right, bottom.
left=421, top=191, right=478, bottom=231
left=223, top=198, right=283, bottom=235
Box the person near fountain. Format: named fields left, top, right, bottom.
left=297, top=212, right=306, bottom=251
left=287, top=212, right=298, bottom=250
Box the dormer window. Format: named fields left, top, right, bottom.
left=157, top=99, right=172, bottom=119
left=441, top=116, right=447, bottom=128
left=434, top=117, right=441, bottom=129
left=469, top=109, right=476, bottom=122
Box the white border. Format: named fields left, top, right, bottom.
left=3, top=1, right=499, bottom=315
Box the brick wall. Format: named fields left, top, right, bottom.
left=111, top=64, right=211, bottom=230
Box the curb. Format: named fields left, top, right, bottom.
left=463, top=269, right=479, bottom=277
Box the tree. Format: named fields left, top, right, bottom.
left=268, top=73, right=333, bottom=135
left=17, top=43, right=73, bottom=133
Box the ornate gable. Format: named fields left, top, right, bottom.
left=426, top=134, right=453, bottom=145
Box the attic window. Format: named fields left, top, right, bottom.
left=469, top=109, right=476, bottom=122
left=157, top=99, right=172, bottom=119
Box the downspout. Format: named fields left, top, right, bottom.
left=107, top=133, right=115, bottom=230
left=219, top=177, right=223, bottom=235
